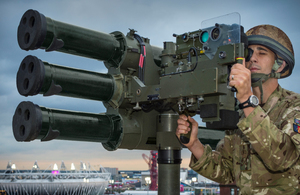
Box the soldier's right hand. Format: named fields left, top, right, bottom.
left=176, top=114, right=200, bottom=149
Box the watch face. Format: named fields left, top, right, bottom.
left=250, top=95, right=259, bottom=106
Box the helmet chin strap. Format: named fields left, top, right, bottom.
left=270, top=59, right=283, bottom=79
left=251, top=73, right=269, bottom=104
left=250, top=60, right=282, bottom=104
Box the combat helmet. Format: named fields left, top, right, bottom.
left=246, top=24, right=295, bottom=78
left=245, top=25, right=295, bottom=103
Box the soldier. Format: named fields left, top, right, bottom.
left=176, top=25, right=300, bottom=194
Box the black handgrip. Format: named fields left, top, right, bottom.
left=180, top=128, right=191, bottom=144
left=229, top=58, right=244, bottom=93
left=231, top=86, right=237, bottom=92
left=179, top=111, right=193, bottom=144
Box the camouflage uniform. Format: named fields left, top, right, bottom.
left=190, top=85, right=300, bottom=194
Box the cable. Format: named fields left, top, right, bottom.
left=162, top=47, right=198, bottom=76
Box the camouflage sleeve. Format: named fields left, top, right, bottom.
left=237, top=105, right=300, bottom=172
left=189, top=135, right=235, bottom=184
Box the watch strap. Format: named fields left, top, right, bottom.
left=239, top=101, right=252, bottom=109
left=238, top=95, right=258, bottom=109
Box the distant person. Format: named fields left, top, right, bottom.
left=176, top=24, right=300, bottom=194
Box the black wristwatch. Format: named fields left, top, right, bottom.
left=239, top=95, right=259, bottom=109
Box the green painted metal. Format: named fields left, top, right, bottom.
left=14, top=9, right=246, bottom=150
left=158, top=164, right=181, bottom=195
left=14, top=10, right=248, bottom=195
left=18, top=10, right=122, bottom=62
left=17, top=55, right=116, bottom=101
left=13, top=101, right=122, bottom=144
left=14, top=8, right=248, bottom=151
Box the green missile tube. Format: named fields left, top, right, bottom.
left=17, top=55, right=119, bottom=102
left=12, top=101, right=122, bottom=145
left=17, top=9, right=123, bottom=62
left=158, top=164, right=181, bottom=195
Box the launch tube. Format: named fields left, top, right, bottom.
left=17, top=55, right=118, bottom=101
left=12, top=101, right=122, bottom=143
left=17, top=9, right=123, bottom=61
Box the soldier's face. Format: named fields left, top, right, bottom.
left=245, top=45, right=276, bottom=74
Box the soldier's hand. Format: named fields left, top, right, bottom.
left=229, top=58, right=253, bottom=103
left=176, top=114, right=199, bottom=148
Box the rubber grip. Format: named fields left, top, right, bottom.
left=180, top=132, right=191, bottom=144
left=231, top=58, right=244, bottom=93
left=179, top=117, right=192, bottom=144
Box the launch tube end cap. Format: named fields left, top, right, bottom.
left=12, top=101, right=42, bottom=142
left=17, top=9, right=47, bottom=51
left=17, top=55, right=45, bottom=96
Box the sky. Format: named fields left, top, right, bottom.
left=1, top=0, right=300, bottom=171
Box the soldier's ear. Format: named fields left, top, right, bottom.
left=276, top=60, right=286, bottom=73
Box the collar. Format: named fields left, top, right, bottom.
left=260, top=85, right=282, bottom=114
